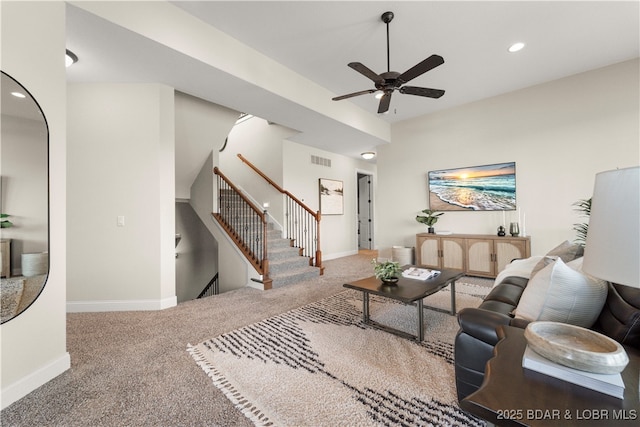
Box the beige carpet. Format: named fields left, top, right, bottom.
left=189, top=283, right=489, bottom=426
left=1, top=254, right=492, bottom=426
left=0, top=278, right=24, bottom=323
left=0, top=274, right=47, bottom=323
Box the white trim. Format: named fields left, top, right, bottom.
left=355, top=169, right=376, bottom=251
left=323, top=250, right=358, bottom=261
left=247, top=280, right=264, bottom=291
left=1, top=352, right=71, bottom=410
left=66, top=296, right=177, bottom=313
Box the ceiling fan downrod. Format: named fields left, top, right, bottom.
left=382, top=11, right=394, bottom=73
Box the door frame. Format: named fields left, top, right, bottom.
left=356, top=170, right=375, bottom=250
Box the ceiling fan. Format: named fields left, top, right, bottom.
left=332, top=11, right=445, bottom=114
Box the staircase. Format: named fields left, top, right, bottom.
left=267, top=225, right=320, bottom=287
left=213, top=164, right=322, bottom=290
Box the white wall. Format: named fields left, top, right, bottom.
left=283, top=141, right=377, bottom=259
left=377, top=59, right=640, bottom=257
left=220, top=117, right=298, bottom=228
left=0, top=115, right=48, bottom=274
left=0, top=1, right=70, bottom=409
left=67, top=83, right=176, bottom=311
left=174, top=91, right=240, bottom=199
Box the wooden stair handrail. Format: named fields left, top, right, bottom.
left=236, top=154, right=322, bottom=273
left=214, top=166, right=267, bottom=219
left=237, top=153, right=319, bottom=219
left=213, top=166, right=272, bottom=289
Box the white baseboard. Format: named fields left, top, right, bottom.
left=1, top=352, right=71, bottom=410
left=323, top=250, right=358, bottom=261
left=66, top=295, right=177, bottom=313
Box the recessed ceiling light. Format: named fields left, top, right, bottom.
left=508, top=42, right=525, bottom=53
left=11, top=92, right=26, bottom=98
left=65, top=49, right=78, bottom=67
left=361, top=152, right=376, bottom=160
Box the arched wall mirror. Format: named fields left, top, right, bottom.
left=1, top=71, right=49, bottom=324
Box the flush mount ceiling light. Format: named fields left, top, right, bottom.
left=65, top=49, right=78, bottom=67
left=11, top=91, right=26, bottom=98
left=361, top=152, right=376, bottom=160
left=508, top=42, right=526, bottom=53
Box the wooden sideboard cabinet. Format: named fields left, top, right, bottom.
left=1, top=239, right=10, bottom=278
left=415, top=234, right=465, bottom=272
left=416, top=233, right=530, bottom=278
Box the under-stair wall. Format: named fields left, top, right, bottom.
left=190, top=152, right=262, bottom=292
left=175, top=200, right=218, bottom=302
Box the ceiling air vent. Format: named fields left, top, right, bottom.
left=311, top=155, right=331, bottom=168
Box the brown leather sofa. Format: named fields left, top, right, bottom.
left=454, top=275, right=640, bottom=402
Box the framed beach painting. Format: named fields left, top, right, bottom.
left=428, top=162, right=516, bottom=211
left=319, top=178, right=344, bottom=215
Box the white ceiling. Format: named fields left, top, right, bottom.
left=65, top=1, right=639, bottom=159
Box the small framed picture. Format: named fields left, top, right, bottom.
left=319, top=178, right=344, bottom=215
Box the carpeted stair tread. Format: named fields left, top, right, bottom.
left=268, top=255, right=313, bottom=274
left=268, top=245, right=302, bottom=261
left=270, top=265, right=320, bottom=287
left=267, top=237, right=293, bottom=249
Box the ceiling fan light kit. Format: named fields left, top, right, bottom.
left=332, top=11, right=445, bottom=114
left=65, top=49, right=78, bottom=67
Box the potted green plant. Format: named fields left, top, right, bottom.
left=0, top=213, right=13, bottom=228
left=416, top=209, right=443, bottom=234
left=372, top=259, right=402, bottom=285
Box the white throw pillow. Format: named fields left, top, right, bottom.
left=492, top=256, right=544, bottom=288
left=514, top=257, right=607, bottom=328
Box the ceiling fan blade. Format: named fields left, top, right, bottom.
left=399, top=86, right=445, bottom=98
left=332, top=89, right=376, bottom=101
left=348, top=62, right=384, bottom=84
left=377, top=92, right=392, bottom=114
left=397, top=54, right=444, bottom=84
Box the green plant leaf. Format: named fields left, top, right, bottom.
left=372, top=259, right=402, bottom=279
left=416, top=209, right=444, bottom=227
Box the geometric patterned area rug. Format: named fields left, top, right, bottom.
left=188, top=282, right=489, bottom=427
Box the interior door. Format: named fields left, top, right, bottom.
left=357, top=173, right=373, bottom=250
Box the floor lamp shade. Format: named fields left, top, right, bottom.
left=583, top=166, right=640, bottom=288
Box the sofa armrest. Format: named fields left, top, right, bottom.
left=457, top=307, right=513, bottom=346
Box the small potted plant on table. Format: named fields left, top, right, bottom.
left=372, top=259, right=402, bottom=285
left=0, top=213, right=13, bottom=228
left=416, top=209, right=443, bottom=234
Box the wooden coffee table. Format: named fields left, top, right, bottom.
left=343, top=267, right=464, bottom=342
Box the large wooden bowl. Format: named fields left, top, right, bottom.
left=524, top=321, right=629, bottom=374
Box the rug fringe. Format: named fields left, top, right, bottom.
left=187, top=344, right=274, bottom=427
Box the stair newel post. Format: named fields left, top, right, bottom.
left=315, top=210, right=322, bottom=269
left=261, top=209, right=272, bottom=290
